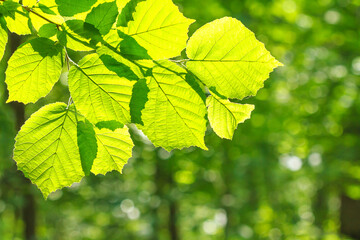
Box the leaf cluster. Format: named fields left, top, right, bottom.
left=0, top=0, right=281, bottom=197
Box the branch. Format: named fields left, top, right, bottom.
left=0, top=0, right=61, bottom=28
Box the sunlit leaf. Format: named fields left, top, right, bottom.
left=91, top=126, right=133, bottom=175
left=187, top=17, right=282, bottom=100
left=30, top=0, right=64, bottom=39
left=119, top=0, right=195, bottom=59
left=68, top=53, right=135, bottom=124
left=14, top=103, right=84, bottom=198
left=207, top=94, right=254, bottom=139
left=2, top=2, right=32, bottom=35
left=140, top=60, right=207, bottom=151
left=85, top=1, right=118, bottom=35
left=116, top=0, right=144, bottom=27
left=97, top=29, right=145, bottom=79
left=61, top=20, right=100, bottom=52
left=5, top=38, right=63, bottom=104
left=0, top=17, right=7, bottom=61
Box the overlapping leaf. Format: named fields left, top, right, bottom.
left=1, top=1, right=31, bottom=35
left=6, top=38, right=63, bottom=104
left=30, top=0, right=64, bottom=39
left=119, top=0, right=195, bottom=59
left=56, top=0, right=97, bottom=17
left=0, top=17, right=7, bottom=61
left=14, top=103, right=84, bottom=198
left=207, top=94, right=254, bottom=139
left=68, top=53, right=135, bottom=124
left=85, top=1, right=118, bottom=35
left=116, top=0, right=145, bottom=27
left=140, top=60, right=207, bottom=151
left=97, top=29, right=145, bottom=79
left=77, top=119, right=98, bottom=176
left=1, top=0, right=284, bottom=198
left=187, top=17, right=282, bottom=100
left=60, top=20, right=99, bottom=52
left=91, top=126, right=134, bottom=175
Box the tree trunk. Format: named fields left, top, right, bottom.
left=340, top=195, right=360, bottom=239
left=7, top=33, right=37, bottom=240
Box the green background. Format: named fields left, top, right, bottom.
left=1, top=0, right=360, bottom=239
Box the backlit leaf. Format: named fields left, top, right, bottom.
left=85, top=1, right=118, bottom=35
left=119, top=0, right=195, bottom=59
left=207, top=94, right=254, bottom=139
left=140, top=60, right=207, bottom=151
left=6, top=38, right=63, bottom=104
left=2, top=2, right=32, bottom=35
left=14, top=103, right=84, bottom=198
left=91, top=126, right=133, bottom=175
left=0, top=17, right=7, bottom=61
left=68, top=53, right=135, bottom=124
left=187, top=17, right=282, bottom=100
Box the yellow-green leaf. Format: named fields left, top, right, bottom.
left=140, top=60, right=207, bottom=151
left=68, top=53, right=135, bottom=124
left=187, top=17, right=282, bottom=100
left=119, top=0, right=194, bottom=59
left=3, top=2, right=32, bottom=35
left=6, top=38, right=63, bottom=104
left=91, top=126, right=133, bottom=175
left=0, top=17, right=8, bottom=61
left=14, top=103, right=84, bottom=198
left=207, top=95, right=254, bottom=139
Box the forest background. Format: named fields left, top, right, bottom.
left=0, top=0, right=360, bottom=239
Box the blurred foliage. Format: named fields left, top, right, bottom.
left=1, top=0, right=360, bottom=239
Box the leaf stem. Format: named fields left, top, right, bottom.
left=67, top=97, right=73, bottom=109
left=0, top=0, right=61, bottom=28
left=169, top=59, right=190, bottom=63
left=22, top=6, right=61, bottom=28
left=64, top=47, right=78, bottom=67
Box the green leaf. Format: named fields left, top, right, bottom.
left=95, top=120, right=124, bottom=131
left=0, top=1, right=18, bottom=14
left=38, top=23, right=58, bottom=38
left=97, top=30, right=144, bottom=78
left=207, top=94, right=254, bottom=139
left=2, top=2, right=32, bottom=35
left=68, top=53, right=135, bottom=124
left=14, top=103, right=84, bottom=198
left=117, top=30, right=151, bottom=60
left=38, top=3, right=57, bottom=15
left=119, top=0, right=195, bottom=59
left=62, top=20, right=100, bottom=51
left=186, top=17, right=283, bottom=100
left=85, top=1, right=118, bottom=35
left=5, top=38, right=63, bottom=104
left=140, top=60, right=207, bottom=151
left=129, top=78, right=149, bottom=124
left=30, top=1, right=64, bottom=38
left=91, top=126, right=134, bottom=175
left=77, top=119, right=98, bottom=176
left=116, top=0, right=144, bottom=27
left=99, top=54, right=140, bottom=80
left=0, top=17, right=8, bottom=61
left=56, top=0, right=97, bottom=17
